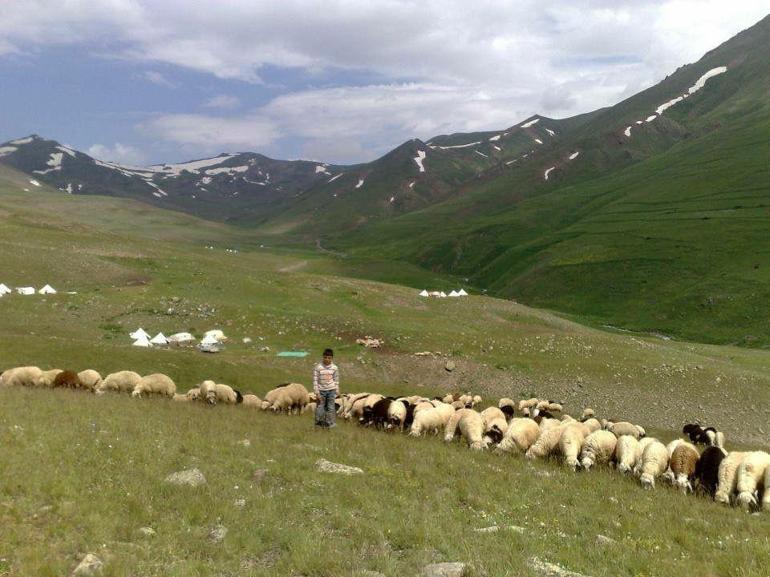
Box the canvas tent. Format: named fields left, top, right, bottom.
left=168, top=332, right=195, bottom=344
left=0, top=283, right=11, bottom=295
left=132, top=334, right=152, bottom=347
left=200, top=334, right=219, bottom=346
left=129, top=328, right=151, bottom=340
left=419, top=289, right=429, bottom=297
left=438, top=291, right=447, bottom=298
left=448, top=290, right=460, bottom=297
left=150, top=332, right=168, bottom=345
left=457, top=289, right=468, bottom=296
left=16, top=287, right=35, bottom=295
left=38, top=284, right=57, bottom=294
left=204, top=329, right=227, bottom=342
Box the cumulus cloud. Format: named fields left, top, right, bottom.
left=1, top=1, right=767, bottom=162
left=87, top=142, right=147, bottom=166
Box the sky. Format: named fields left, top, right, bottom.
left=0, top=1, right=767, bottom=166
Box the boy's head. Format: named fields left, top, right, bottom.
left=323, top=348, right=334, bottom=365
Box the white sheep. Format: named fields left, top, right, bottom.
left=608, top=421, right=645, bottom=439
left=735, top=451, right=770, bottom=511
left=0, top=366, right=43, bottom=388
left=480, top=407, right=508, bottom=443
left=242, top=394, right=262, bottom=408
left=614, top=435, right=639, bottom=474
left=213, top=383, right=238, bottom=404
left=411, top=403, right=454, bottom=437
left=37, top=369, right=63, bottom=388
left=198, top=380, right=217, bottom=403
left=639, top=440, right=669, bottom=489
left=185, top=387, right=201, bottom=401
left=387, top=400, right=408, bottom=430
left=580, top=408, right=595, bottom=421
left=98, top=370, right=142, bottom=395
left=497, top=418, right=540, bottom=454
left=580, top=430, right=618, bottom=470
left=77, top=369, right=102, bottom=392
left=444, top=409, right=486, bottom=450
left=538, top=417, right=563, bottom=433
left=559, top=422, right=591, bottom=469
left=715, top=452, right=749, bottom=505
left=525, top=423, right=566, bottom=460
left=581, top=418, right=602, bottom=433
left=631, top=437, right=659, bottom=477
left=498, top=397, right=516, bottom=419
left=764, top=465, right=770, bottom=511
left=132, top=373, right=176, bottom=398
left=172, top=393, right=190, bottom=402
left=518, top=397, right=539, bottom=412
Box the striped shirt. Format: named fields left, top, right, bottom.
left=313, top=362, right=339, bottom=395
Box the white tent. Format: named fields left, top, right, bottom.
left=129, top=328, right=151, bottom=340
left=439, top=291, right=447, bottom=298
left=150, top=332, right=169, bottom=345
left=38, top=284, right=57, bottom=295
left=200, top=334, right=219, bottom=346
left=448, top=290, right=460, bottom=297
left=204, top=329, right=227, bottom=342
left=419, top=289, right=429, bottom=297
left=457, top=289, right=468, bottom=296
left=168, top=332, right=195, bottom=344
left=16, top=287, right=35, bottom=295
left=132, top=334, right=152, bottom=347
left=0, top=283, right=11, bottom=295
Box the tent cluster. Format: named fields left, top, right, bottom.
left=129, top=328, right=227, bottom=349
left=0, top=283, right=57, bottom=297
left=418, top=289, right=469, bottom=298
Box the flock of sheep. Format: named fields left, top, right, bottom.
left=2, top=364, right=768, bottom=513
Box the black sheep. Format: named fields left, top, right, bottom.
left=693, top=446, right=727, bottom=498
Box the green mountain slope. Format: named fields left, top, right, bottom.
left=330, top=15, right=770, bottom=346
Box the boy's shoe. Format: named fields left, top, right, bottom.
left=327, top=423, right=337, bottom=429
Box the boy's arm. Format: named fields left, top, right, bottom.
left=333, top=366, right=340, bottom=392
left=312, top=365, right=320, bottom=396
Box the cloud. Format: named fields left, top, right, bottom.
left=87, top=142, right=147, bottom=166
left=143, top=71, right=175, bottom=88
left=203, top=95, right=241, bottom=109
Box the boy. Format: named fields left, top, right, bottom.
left=313, top=348, right=339, bottom=428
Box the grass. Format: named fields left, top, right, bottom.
left=1, top=388, right=769, bottom=577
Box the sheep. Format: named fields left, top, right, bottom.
left=362, top=398, right=393, bottom=429
left=472, top=394, right=482, bottom=406
left=411, top=403, right=455, bottom=437
left=37, top=369, right=63, bottom=388
left=715, top=452, right=749, bottom=506
left=457, top=394, right=474, bottom=408
left=0, top=366, right=43, bottom=388
left=444, top=408, right=486, bottom=450
left=538, top=417, right=563, bottom=433
left=668, top=442, right=700, bottom=493
left=263, top=383, right=309, bottom=413
left=451, top=400, right=465, bottom=410
left=243, top=394, right=262, bottom=409
left=498, top=397, right=516, bottom=420
left=497, top=418, right=540, bottom=454
left=518, top=397, right=539, bottom=412
left=132, top=373, right=176, bottom=398
left=580, top=408, right=595, bottom=421
left=442, top=393, right=455, bottom=404
left=51, top=370, right=81, bottom=389
left=185, top=387, right=201, bottom=401
left=387, top=399, right=408, bottom=430
left=735, top=451, right=770, bottom=511
left=197, top=380, right=217, bottom=403
left=581, top=418, right=602, bottom=433
left=525, top=423, right=567, bottom=460
left=559, top=422, right=591, bottom=469
left=764, top=465, right=770, bottom=511
left=608, top=421, right=645, bottom=439
left=346, top=393, right=383, bottom=421
left=632, top=437, right=660, bottom=476
left=683, top=423, right=725, bottom=448
left=213, top=383, right=238, bottom=405
left=638, top=440, right=669, bottom=489
left=614, top=435, right=640, bottom=474
left=480, top=407, right=508, bottom=444
left=661, top=439, right=687, bottom=484
left=560, top=414, right=577, bottom=424
left=172, top=393, right=191, bottom=402
left=98, top=371, right=142, bottom=395
left=693, top=446, right=727, bottom=498
left=580, top=430, right=618, bottom=471
left=77, top=369, right=102, bottom=392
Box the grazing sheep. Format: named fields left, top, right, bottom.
left=411, top=403, right=455, bottom=437
left=444, top=409, right=486, bottom=450
left=99, top=371, right=142, bottom=395
left=693, top=446, right=727, bottom=498
left=546, top=402, right=563, bottom=413
left=213, top=383, right=238, bottom=404
left=580, top=430, right=618, bottom=471
left=362, top=398, right=394, bottom=429
left=172, top=393, right=190, bottom=402
left=480, top=407, right=509, bottom=444
left=683, top=423, right=725, bottom=448
left=614, top=435, right=640, bottom=474
left=661, top=439, right=686, bottom=484
left=538, top=417, right=563, bottom=433
left=0, top=366, right=43, bottom=388
left=263, top=383, right=309, bottom=413
left=764, top=466, right=770, bottom=511
left=442, top=393, right=456, bottom=404
left=632, top=437, right=660, bottom=476
left=52, top=370, right=81, bottom=389
left=457, top=394, right=474, bottom=408
left=185, top=387, right=201, bottom=401
left=581, top=418, right=602, bottom=433
left=387, top=399, right=408, bottom=430
left=716, top=452, right=749, bottom=506
left=669, top=442, right=700, bottom=493
left=472, top=395, right=482, bottom=406
left=518, top=397, right=539, bottom=412
left=77, top=369, right=102, bottom=392
left=37, top=369, right=63, bottom=388
left=197, top=380, right=217, bottom=403
left=498, top=397, right=516, bottom=420
left=735, top=451, right=770, bottom=511
left=580, top=408, right=595, bottom=421
left=497, top=418, right=540, bottom=454
left=346, top=393, right=383, bottom=421
left=526, top=423, right=566, bottom=460
left=131, top=373, right=176, bottom=398
left=608, top=421, right=645, bottom=439
left=559, top=423, right=591, bottom=469
left=639, top=440, right=669, bottom=489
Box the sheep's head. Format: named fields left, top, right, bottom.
left=736, top=491, right=757, bottom=511
left=580, top=456, right=594, bottom=471
left=131, top=389, right=142, bottom=398
left=639, top=474, right=655, bottom=489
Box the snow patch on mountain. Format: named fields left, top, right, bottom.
left=569, top=151, right=580, bottom=160
left=474, top=150, right=488, bottom=158
left=521, top=118, right=540, bottom=128
left=315, top=164, right=331, bottom=175
left=408, top=181, right=416, bottom=188
left=34, top=152, right=64, bottom=174
left=544, top=167, right=555, bottom=180
left=545, top=128, right=555, bottom=136
left=9, top=137, right=34, bottom=145
left=645, top=115, right=657, bottom=122
left=488, top=134, right=501, bottom=142
left=534, top=138, right=543, bottom=144
left=355, top=178, right=364, bottom=189
left=624, top=126, right=632, bottom=137
left=656, top=96, right=684, bottom=115
left=436, top=141, right=481, bottom=150
left=29, top=179, right=41, bottom=187
left=493, top=145, right=501, bottom=151
left=0, top=146, right=17, bottom=157
left=413, top=150, right=426, bottom=172
left=689, top=66, right=727, bottom=94
left=57, top=145, right=77, bottom=158
left=152, top=155, right=235, bottom=177
left=327, top=173, right=343, bottom=183
left=204, top=165, right=248, bottom=176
